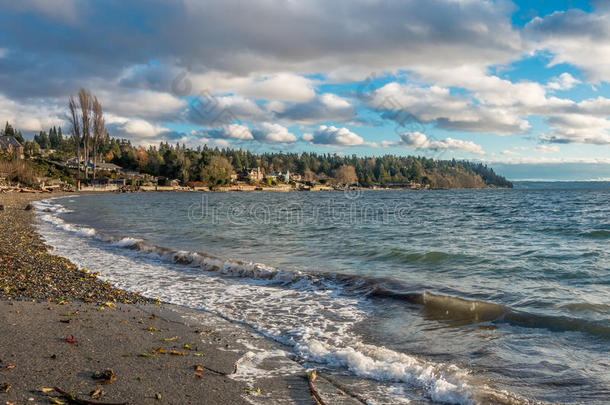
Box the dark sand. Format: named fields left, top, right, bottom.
left=0, top=193, right=360, bottom=405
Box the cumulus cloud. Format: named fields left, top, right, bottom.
left=186, top=95, right=268, bottom=126
left=546, top=73, right=581, bottom=91
left=541, top=114, right=610, bottom=145
left=186, top=71, right=317, bottom=103
left=275, top=93, right=355, bottom=124
left=97, top=88, right=186, bottom=122
left=117, top=119, right=170, bottom=138
left=368, top=82, right=530, bottom=134
left=399, top=132, right=485, bottom=155
left=206, top=123, right=254, bottom=140
left=525, top=9, right=610, bottom=83
left=0, top=93, right=64, bottom=131
left=304, top=125, right=372, bottom=146
left=252, top=123, right=296, bottom=143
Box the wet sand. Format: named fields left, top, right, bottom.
left=0, top=193, right=358, bottom=405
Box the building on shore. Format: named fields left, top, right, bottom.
left=0, top=136, right=24, bottom=159
left=267, top=170, right=290, bottom=182
left=237, top=167, right=265, bottom=182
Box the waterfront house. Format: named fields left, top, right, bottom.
left=267, top=170, right=290, bottom=182
left=238, top=167, right=265, bottom=182
left=0, top=136, right=24, bottom=159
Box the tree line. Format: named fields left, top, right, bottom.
left=1, top=89, right=513, bottom=189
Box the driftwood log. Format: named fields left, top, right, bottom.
left=53, top=387, right=127, bottom=405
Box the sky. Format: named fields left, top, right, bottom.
left=0, top=0, right=609, bottom=180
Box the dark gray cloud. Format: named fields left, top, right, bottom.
left=0, top=0, right=522, bottom=101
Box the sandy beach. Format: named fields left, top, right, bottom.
left=0, top=193, right=358, bottom=405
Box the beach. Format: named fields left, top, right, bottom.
left=0, top=193, right=352, bottom=405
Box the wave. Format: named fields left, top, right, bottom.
left=34, top=199, right=610, bottom=342
left=356, top=247, right=474, bottom=265
left=582, top=230, right=610, bottom=239
left=371, top=288, right=610, bottom=339
left=34, top=199, right=610, bottom=341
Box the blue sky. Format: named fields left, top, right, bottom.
left=0, top=0, right=609, bottom=180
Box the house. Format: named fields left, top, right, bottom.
left=267, top=170, right=290, bottom=182
left=96, top=162, right=123, bottom=173
left=237, top=167, right=264, bottom=182
left=0, top=136, right=24, bottom=159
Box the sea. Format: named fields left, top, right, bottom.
left=33, top=182, right=610, bottom=404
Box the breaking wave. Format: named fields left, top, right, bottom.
left=34, top=198, right=610, bottom=342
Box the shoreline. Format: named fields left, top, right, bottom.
left=0, top=192, right=355, bottom=404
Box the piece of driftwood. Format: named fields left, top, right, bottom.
left=307, top=371, right=327, bottom=405
left=317, top=372, right=368, bottom=404
left=53, top=387, right=127, bottom=405
left=201, top=361, right=237, bottom=376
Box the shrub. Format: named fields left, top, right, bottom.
left=0, top=159, right=38, bottom=186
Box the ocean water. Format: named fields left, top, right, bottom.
left=34, top=183, right=610, bottom=404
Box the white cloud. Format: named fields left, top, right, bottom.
left=0, top=93, right=64, bottom=131
left=189, top=71, right=316, bottom=103
left=119, top=119, right=170, bottom=138
left=240, top=73, right=316, bottom=102
left=368, top=82, right=530, bottom=134
left=252, top=123, right=296, bottom=143
left=541, top=114, right=610, bottom=145
left=525, top=9, right=610, bottom=83
left=535, top=144, right=560, bottom=154
left=91, top=87, right=187, bottom=122
left=205, top=123, right=254, bottom=140
left=186, top=95, right=269, bottom=126
left=399, top=132, right=485, bottom=155
left=501, top=150, right=520, bottom=156
left=276, top=93, right=355, bottom=124
left=547, top=73, right=581, bottom=91
left=305, top=125, right=372, bottom=146
left=223, top=123, right=254, bottom=140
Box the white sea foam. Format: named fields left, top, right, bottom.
left=34, top=198, right=481, bottom=404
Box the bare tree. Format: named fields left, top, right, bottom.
left=333, top=164, right=358, bottom=185
left=68, top=95, right=81, bottom=183
left=78, top=88, right=93, bottom=179
left=92, top=96, right=105, bottom=180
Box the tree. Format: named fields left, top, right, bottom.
left=68, top=95, right=82, bottom=183
left=303, top=169, right=315, bottom=183
left=78, top=88, right=93, bottom=179
left=333, top=164, right=358, bottom=185
left=200, top=156, right=233, bottom=189
left=92, top=96, right=106, bottom=179
left=135, top=146, right=149, bottom=172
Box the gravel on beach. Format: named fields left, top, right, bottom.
left=0, top=193, right=150, bottom=304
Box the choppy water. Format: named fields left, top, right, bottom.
left=34, top=183, right=610, bottom=404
